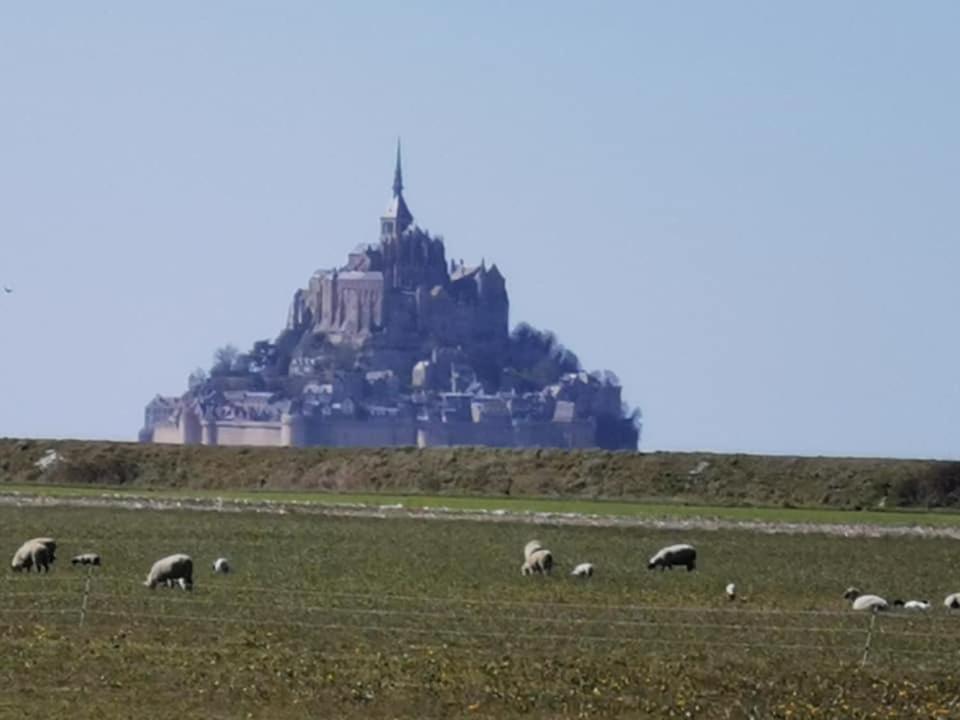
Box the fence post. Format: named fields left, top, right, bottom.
left=78, top=566, right=93, bottom=626
left=860, top=612, right=877, bottom=667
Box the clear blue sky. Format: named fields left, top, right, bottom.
left=1, top=3, right=958, bottom=459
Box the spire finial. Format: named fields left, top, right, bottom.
left=393, top=137, right=403, bottom=197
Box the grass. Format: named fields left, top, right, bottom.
left=3, top=504, right=960, bottom=718
left=5, top=481, right=960, bottom=528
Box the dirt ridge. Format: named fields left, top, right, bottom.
left=3, top=438, right=960, bottom=510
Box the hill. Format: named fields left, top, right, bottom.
left=141, top=145, right=639, bottom=452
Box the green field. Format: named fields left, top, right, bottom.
left=3, top=504, right=960, bottom=719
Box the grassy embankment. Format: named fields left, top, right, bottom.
left=3, top=438, right=960, bottom=525
left=3, top=504, right=960, bottom=719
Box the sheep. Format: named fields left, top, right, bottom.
left=725, top=583, right=736, bottom=601
left=523, top=540, right=544, bottom=561
left=892, top=599, right=930, bottom=610
left=647, top=544, right=697, bottom=572
left=71, top=553, right=101, bottom=567
left=27, top=537, right=57, bottom=562
left=843, top=587, right=888, bottom=612
left=144, top=554, right=194, bottom=591
left=212, top=557, right=230, bottom=574
left=11, top=539, right=54, bottom=573
left=944, top=593, right=960, bottom=610
left=521, top=548, right=554, bottom=576
left=570, top=562, right=594, bottom=578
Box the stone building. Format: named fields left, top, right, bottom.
left=141, top=144, right=640, bottom=450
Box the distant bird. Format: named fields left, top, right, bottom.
left=2, top=286, right=11, bottom=294
left=893, top=599, right=930, bottom=610
left=725, top=582, right=736, bottom=601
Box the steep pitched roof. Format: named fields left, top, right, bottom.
left=382, top=139, right=413, bottom=233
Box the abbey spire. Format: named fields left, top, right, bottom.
left=382, top=138, right=413, bottom=237
left=393, top=139, right=404, bottom=196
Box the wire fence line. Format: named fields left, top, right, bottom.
left=5, top=605, right=954, bottom=660
left=81, top=593, right=883, bottom=637
left=3, top=578, right=960, bottom=665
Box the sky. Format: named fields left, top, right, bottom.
left=1, top=2, right=958, bottom=459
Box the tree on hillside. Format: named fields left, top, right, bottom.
left=506, top=323, right=581, bottom=392
left=211, top=344, right=240, bottom=376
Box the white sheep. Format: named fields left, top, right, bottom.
left=647, top=544, right=697, bottom=571
left=11, top=539, right=54, bottom=573
left=28, top=537, right=57, bottom=562
left=725, top=582, right=736, bottom=601
left=71, top=553, right=101, bottom=567
left=521, top=548, right=554, bottom=576
left=843, top=587, right=888, bottom=612
left=944, top=593, right=960, bottom=610
left=212, top=557, right=230, bottom=574
left=570, top=563, right=594, bottom=578
left=144, top=553, right=194, bottom=591
left=523, top=540, right=543, bottom=561
left=892, top=599, right=930, bottom=610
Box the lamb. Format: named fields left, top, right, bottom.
left=570, top=563, right=594, bottom=578
left=522, top=548, right=554, bottom=576
left=71, top=553, right=101, bottom=567
left=843, top=587, right=888, bottom=612
left=11, top=539, right=54, bottom=573
left=144, top=553, right=194, bottom=591
left=212, top=557, right=230, bottom=574
left=892, top=599, right=930, bottom=610
left=647, top=544, right=697, bottom=571
left=944, top=593, right=960, bottom=610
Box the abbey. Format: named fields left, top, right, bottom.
left=141, top=145, right=639, bottom=450
left=286, top=145, right=508, bottom=378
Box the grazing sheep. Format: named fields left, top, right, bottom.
left=570, top=563, right=594, bottom=578
left=27, top=537, right=57, bottom=562
left=144, top=554, right=194, bottom=591
left=944, top=593, right=960, bottom=610
left=212, top=557, right=230, bottom=574
left=521, top=548, right=554, bottom=576
left=892, top=599, right=930, bottom=610
left=71, top=553, right=101, bottom=567
left=647, top=544, right=697, bottom=572
left=523, top=540, right=544, bottom=561
left=843, top=587, right=888, bottom=612
left=11, top=539, right=54, bottom=573
left=725, top=583, right=736, bottom=601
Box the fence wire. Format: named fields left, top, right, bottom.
left=3, top=575, right=960, bottom=666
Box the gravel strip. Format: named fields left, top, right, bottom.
left=1, top=491, right=959, bottom=540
